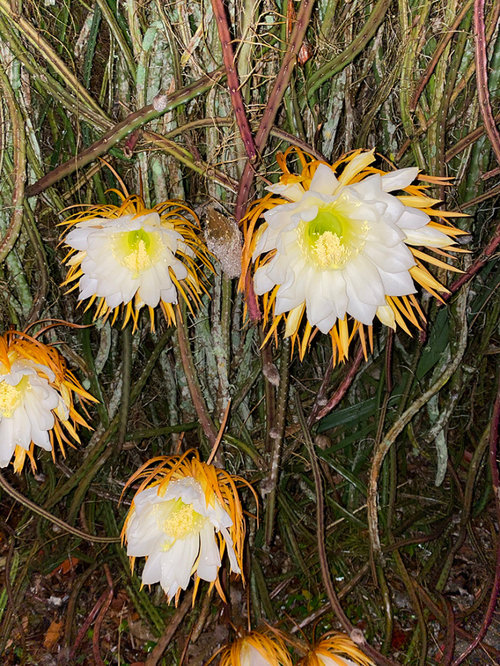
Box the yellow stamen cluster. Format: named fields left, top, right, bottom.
left=159, top=498, right=206, bottom=543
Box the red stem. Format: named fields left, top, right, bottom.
left=235, top=0, right=316, bottom=221
left=452, top=373, right=500, bottom=665
left=311, top=345, right=365, bottom=423
left=68, top=591, right=108, bottom=659
left=474, top=0, right=500, bottom=165
left=92, top=565, right=114, bottom=666
left=444, top=224, right=500, bottom=299
left=210, top=0, right=257, bottom=162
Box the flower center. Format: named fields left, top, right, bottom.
left=302, top=202, right=369, bottom=270
left=114, top=228, right=162, bottom=276
left=0, top=375, right=29, bottom=418
left=159, top=498, right=206, bottom=542
left=303, top=208, right=352, bottom=269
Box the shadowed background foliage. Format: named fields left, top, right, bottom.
left=0, top=0, right=498, bottom=663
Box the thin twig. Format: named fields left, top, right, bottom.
left=452, top=372, right=500, bottom=665
left=145, top=592, right=193, bottom=666
left=92, top=565, right=114, bottom=666
left=295, top=390, right=399, bottom=666
left=474, top=0, right=500, bottom=164
left=444, top=224, right=500, bottom=298
left=309, top=345, right=365, bottom=424
left=175, top=306, right=218, bottom=446
left=410, top=0, right=474, bottom=111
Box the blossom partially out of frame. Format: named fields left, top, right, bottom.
left=299, top=632, right=374, bottom=666
left=122, top=451, right=256, bottom=602
left=241, top=148, right=467, bottom=363
left=61, top=192, right=213, bottom=331
left=0, top=329, right=95, bottom=472
left=217, top=630, right=293, bottom=666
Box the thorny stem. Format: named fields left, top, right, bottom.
left=264, top=338, right=290, bottom=545
left=452, top=373, right=500, bottom=665
left=25, top=69, right=225, bottom=197
left=92, top=565, right=114, bottom=666
left=307, top=0, right=391, bottom=97
left=445, top=112, right=500, bottom=161
left=175, top=306, right=218, bottom=446
left=296, top=391, right=399, bottom=666
left=367, top=290, right=469, bottom=562
left=210, top=0, right=257, bottom=162
left=234, top=0, right=316, bottom=221
left=415, top=582, right=500, bottom=661
left=143, top=130, right=238, bottom=193
left=0, top=62, right=26, bottom=263
left=309, top=345, right=365, bottom=424
left=474, top=0, right=500, bottom=165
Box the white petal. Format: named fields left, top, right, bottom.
left=240, top=643, right=275, bottom=666
left=219, top=525, right=240, bottom=573
left=403, top=225, right=453, bottom=248
left=137, top=270, right=161, bottom=307
left=364, top=241, right=415, bottom=273
left=266, top=181, right=305, bottom=202
left=0, top=419, right=16, bottom=466
left=254, top=263, right=278, bottom=296
left=309, top=163, right=340, bottom=195
left=141, top=551, right=162, bottom=585
left=381, top=167, right=419, bottom=192
left=377, top=304, right=396, bottom=330
left=196, top=523, right=221, bottom=581
left=397, top=207, right=430, bottom=230
left=377, top=268, right=416, bottom=296
left=344, top=256, right=386, bottom=307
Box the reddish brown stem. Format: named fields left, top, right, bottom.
left=92, top=566, right=114, bottom=666
left=416, top=583, right=500, bottom=661
left=211, top=0, right=256, bottom=162
left=175, top=307, right=218, bottom=446
left=145, top=592, right=193, bottom=666
left=444, top=224, right=500, bottom=299
left=311, top=345, right=365, bottom=423
left=441, top=597, right=456, bottom=665
left=445, top=112, right=500, bottom=162
left=68, top=590, right=108, bottom=660
left=452, top=374, right=500, bottom=665
left=474, top=0, right=500, bottom=165
left=235, top=0, right=316, bottom=221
